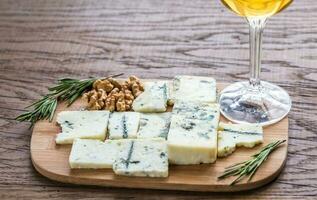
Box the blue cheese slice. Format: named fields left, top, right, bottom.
left=137, top=113, right=172, bottom=139
left=113, top=139, right=168, bottom=177
left=172, top=101, right=219, bottom=121
left=108, top=112, right=140, bottom=139
left=170, top=76, right=216, bottom=104
left=132, top=81, right=170, bottom=113
left=218, top=122, right=263, bottom=157
left=56, top=111, right=110, bottom=144
left=69, top=139, right=123, bottom=169
left=168, top=102, right=220, bottom=165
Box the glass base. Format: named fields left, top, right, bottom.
left=219, top=81, right=291, bottom=126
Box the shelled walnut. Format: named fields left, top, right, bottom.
left=122, top=76, right=144, bottom=97
left=82, top=76, right=144, bottom=112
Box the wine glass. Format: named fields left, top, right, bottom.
left=219, top=0, right=293, bottom=126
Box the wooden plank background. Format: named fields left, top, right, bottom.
left=0, top=0, right=316, bottom=199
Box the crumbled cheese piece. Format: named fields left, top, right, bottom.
left=218, top=122, right=263, bottom=157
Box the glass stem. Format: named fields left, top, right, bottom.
left=247, top=17, right=267, bottom=87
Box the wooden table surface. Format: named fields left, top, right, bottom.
left=0, top=0, right=316, bottom=199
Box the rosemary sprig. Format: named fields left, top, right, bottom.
left=16, top=73, right=123, bottom=127
left=218, top=140, right=286, bottom=185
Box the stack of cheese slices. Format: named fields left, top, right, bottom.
left=56, top=76, right=264, bottom=178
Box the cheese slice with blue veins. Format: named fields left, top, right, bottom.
left=137, top=113, right=172, bottom=139
left=56, top=111, right=110, bottom=144
left=108, top=112, right=140, bottom=139
left=69, top=139, right=123, bottom=169
left=217, top=122, right=263, bottom=157
left=172, top=101, right=219, bottom=121
left=170, top=75, right=216, bottom=104
left=168, top=102, right=220, bottom=165
left=113, top=139, right=168, bottom=177
left=143, top=81, right=171, bottom=100
left=132, top=81, right=170, bottom=113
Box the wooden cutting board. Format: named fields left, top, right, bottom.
left=31, top=82, right=288, bottom=192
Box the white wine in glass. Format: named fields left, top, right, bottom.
left=219, top=0, right=293, bottom=126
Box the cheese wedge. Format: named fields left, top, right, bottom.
left=56, top=111, right=110, bottom=144
left=217, top=122, right=263, bottom=157
left=108, top=112, right=140, bottom=139
left=113, top=139, right=168, bottom=177
left=137, top=113, right=172, bottom=139
left=170, top=76, right=216, bottom=104
left=168, top=102, right=220, bottom=165
left=69, top=139, right=123, bottom=169
left=132, top=81, right=170, bottom=113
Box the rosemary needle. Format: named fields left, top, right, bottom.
left=218, top=140, right=286, bottom=185
left=16, top=73, right=123, bottom=127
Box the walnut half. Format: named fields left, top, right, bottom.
left=82, top=89, right=107, bottom=110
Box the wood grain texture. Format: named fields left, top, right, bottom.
left=30, top=83, right=288, bottom=192
left=0, top=0, right=316, bottom=199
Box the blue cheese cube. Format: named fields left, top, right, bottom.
left=137, top=113, right=172, bottom=139
left=69, top=139, right=123, bottom=169
left=168, top=102, right=220, bottom=165
left=113, top=139, right=168, bottom=177
left=218, top=122, right=263, bottom=157
left=132, top=81, right=170, bottom=113
left=56, top=111, right=110, bottom=144
left=108, top=112, right=140, bottom=139
left=171, top=76, right=216, bottom=104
